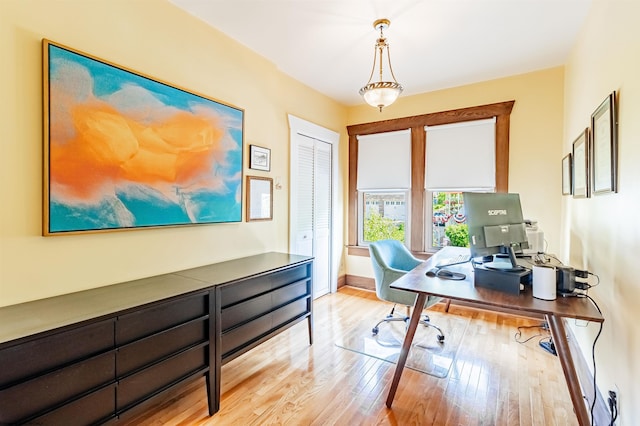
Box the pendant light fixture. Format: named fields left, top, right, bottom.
left=359, top=19, right=403, bottom=112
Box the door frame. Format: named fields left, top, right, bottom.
left=287, top=115, right=340, bottom=294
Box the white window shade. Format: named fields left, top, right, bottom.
left=425, top=118, right=496, bottom=191
left=357, top=130, right=411, bottom=190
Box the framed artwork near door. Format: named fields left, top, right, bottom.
left=246, top=176, right=273, bottom=221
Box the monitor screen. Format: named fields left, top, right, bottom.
left=463, top=192, right=529, bottom=270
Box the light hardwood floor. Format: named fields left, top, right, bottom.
left=123, top=286, right=578, bottom=425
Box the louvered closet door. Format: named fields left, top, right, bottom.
left=291, top=134, right=332, bottom=298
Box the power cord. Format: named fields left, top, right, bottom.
left=514, top=323, right=550, bottom=344
left=571, top=293, right=603, bottom=426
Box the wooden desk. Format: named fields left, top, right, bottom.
left=386, top=247, right=603, bottom=426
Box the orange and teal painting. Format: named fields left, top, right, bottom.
left=43, top=41, right=244, bottom=235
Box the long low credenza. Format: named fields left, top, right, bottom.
left=0, top=252, right=313, bottom=425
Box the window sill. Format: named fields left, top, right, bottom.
left=347, top=245, right=437, bottom=260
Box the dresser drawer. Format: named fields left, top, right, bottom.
left=221, top=314, right=272, bottom=359
left=221, top=291, right=271, bottom=331
left=220, top=265, right=309, bottom=307
left=117, top=319, right=207, bottom=376
left=26, top=383, right=116, bottom=426
left=0, top=319, right=114, bottom=387
left=117, top=344, right=208, bottom=411
left=0, top=352, right=115, bottom=424
left=272, top=297, right=310, bottom=329
left=116, top=293, right=208, bottom=345
left=271, top=279, right=311, bottom=308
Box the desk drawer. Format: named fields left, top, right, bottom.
left=0, top=352, right=115, bottom=424
left=116, top=293, right=208, bottom=345
left=0, top=319, right=114, bottom=387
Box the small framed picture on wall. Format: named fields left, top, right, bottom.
left=249, top=145, right=271, bottom=171
left=562, top=153, right=572, bottom=195
left=572, top=128, right=590, bottom=198
left=591, top=91, right=618, bottom=194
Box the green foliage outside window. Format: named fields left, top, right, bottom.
left=445, top=224, right=469, bottom=247
left=364, top=212, right=405, bottom=242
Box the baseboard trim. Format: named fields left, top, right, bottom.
left=344, top=274, right=375, bottom=291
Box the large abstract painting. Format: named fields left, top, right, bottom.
left=43, top=40, right=244, bottom=235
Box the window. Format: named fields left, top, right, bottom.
left=356, top=130, right=411, bottom=246
left=347, top=101, right=514, bottom=256
left=429, top=192, right=467, bottom=249
left=360, top=192, right=408, bottom=244
left=424, top=118, right=496, bottom=249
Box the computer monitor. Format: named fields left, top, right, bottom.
left=463, top=192, right=529, bottom=271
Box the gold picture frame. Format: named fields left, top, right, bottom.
left=246, top=176, right=273, bottom=221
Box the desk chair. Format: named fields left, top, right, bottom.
left=369, top=239, right=445, bottom=343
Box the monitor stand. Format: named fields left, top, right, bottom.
left=473, top=264, right=531, bottom=294
left=482, top=246, right=526, bottom=272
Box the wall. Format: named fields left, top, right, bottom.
left=563, top=0, right=640, bottom=422
left=0, top=0, right=346, bottom=307
left=345, top=67, right=565, bottom=278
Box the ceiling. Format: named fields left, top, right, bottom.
left=169, top=0, right=592, bottom=106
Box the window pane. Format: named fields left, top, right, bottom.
left=362, top=192, right=406, bottom=243
left=431, top=192, right=468, bottom=248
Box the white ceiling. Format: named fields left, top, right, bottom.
left=169, top=0, right=592, bottom=106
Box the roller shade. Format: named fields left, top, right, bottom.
left=425, top=118, right=496, bottom=191
left=357, top=129, right=411, bottom=190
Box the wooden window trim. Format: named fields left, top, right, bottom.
left=347, top=100, right=515, bottom=257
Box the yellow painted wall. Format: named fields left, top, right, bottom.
left=0, top=0, right=346, bottom=306
left=346, top=67, right=565, bottom=278
left=563, top=0, right=640, bottom=420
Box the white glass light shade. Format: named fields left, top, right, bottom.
left=359, top=81, right=403, bottom=112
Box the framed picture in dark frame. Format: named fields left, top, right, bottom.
left=572, top=129, right=590, bottom=198
left=562, top=153, right=572, bottom=195
left=249, top=145, right=271, bottom=171
left=591, top=91, right=618, bottom=194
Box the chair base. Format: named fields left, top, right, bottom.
left=371, top=307, right=445, bottom=343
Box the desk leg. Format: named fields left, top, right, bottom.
left=546, top=314, right=590, bottom=426
left=386, top=293, right=427, bottom=408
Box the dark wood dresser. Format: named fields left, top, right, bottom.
left=0, top=252, right=313, bottom=425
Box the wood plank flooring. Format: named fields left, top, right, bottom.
left=123, top=286, right=578, bottom=425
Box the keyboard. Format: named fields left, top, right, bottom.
left=435, top=253, right=472, bottom=268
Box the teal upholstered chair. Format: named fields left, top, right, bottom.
left=369, top=239, right=445, bottom=343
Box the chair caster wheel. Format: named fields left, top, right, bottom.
left=437, top=335, right=445, bottom=343
left=372, top=327, right=379, bottom=335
